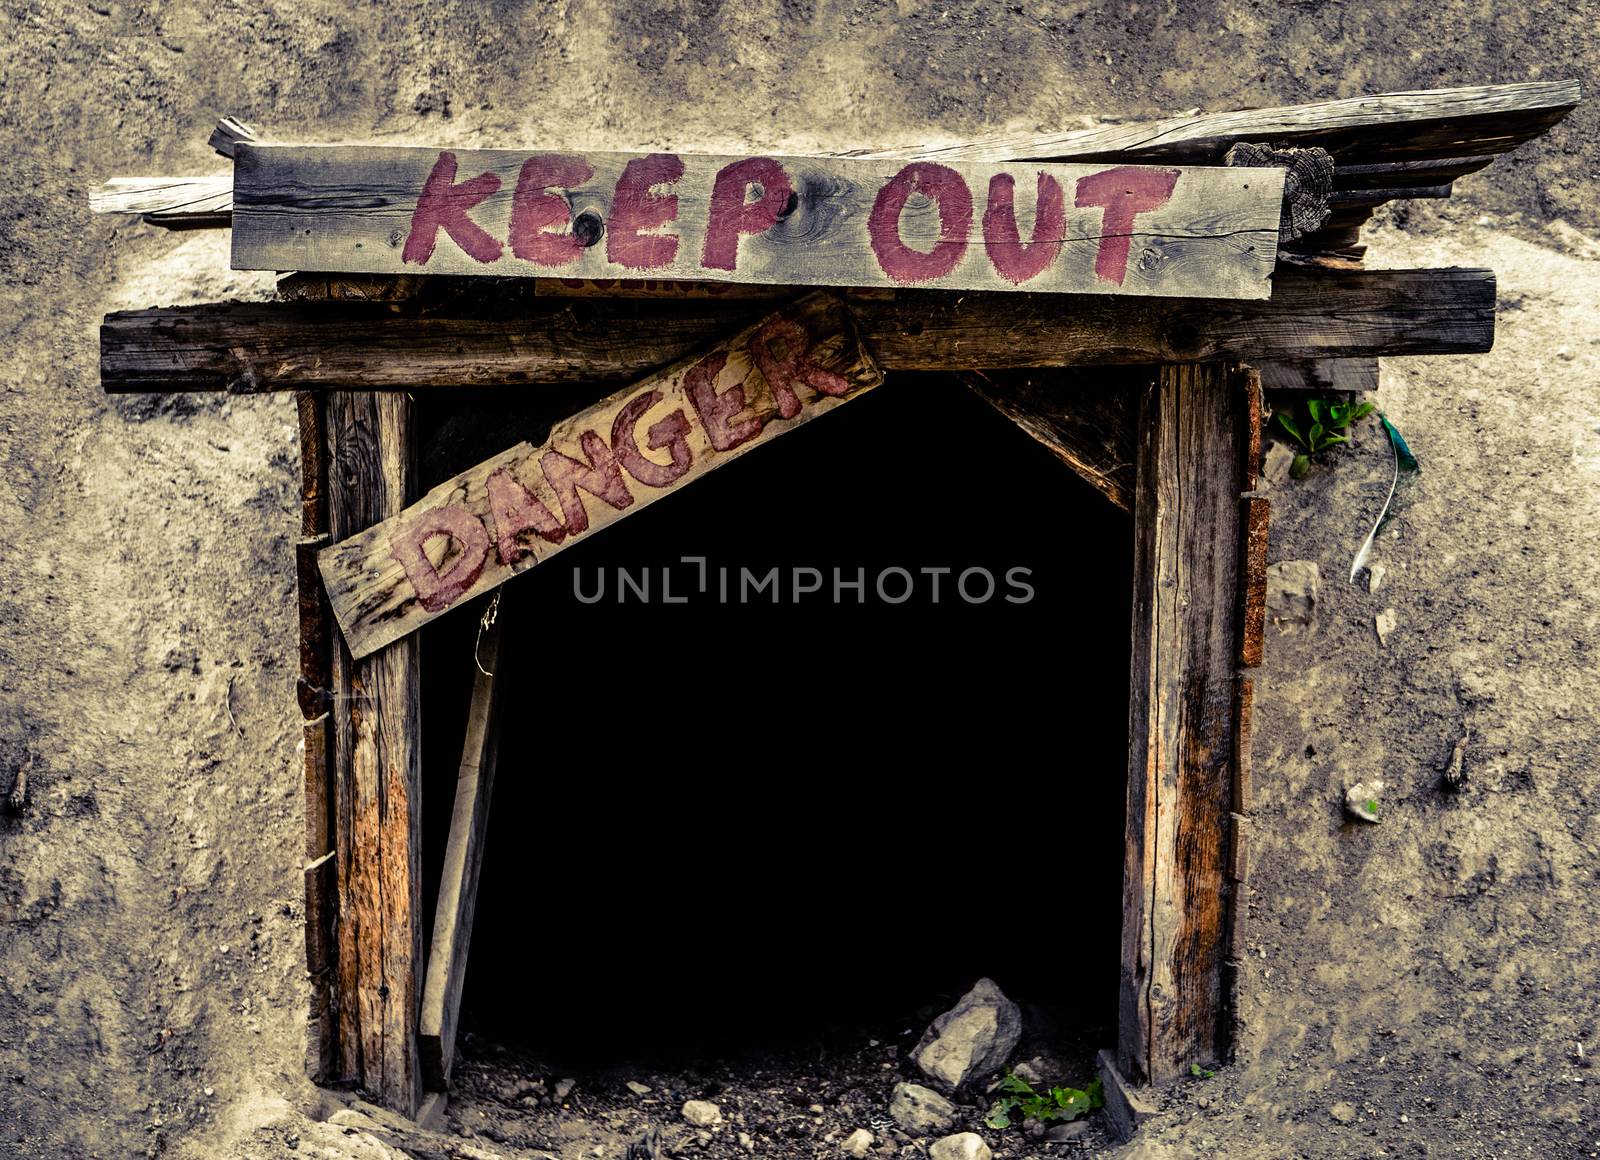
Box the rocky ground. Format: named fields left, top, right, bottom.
left=2, top=3, right=1598, bottom=1159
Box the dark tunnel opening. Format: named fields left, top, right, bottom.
left=418, top=371, right=1134, bottom=1070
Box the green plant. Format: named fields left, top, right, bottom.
left=1273, top=397, right=1377, bottom=478
left=1190, top=1063, right=1215, bottom=1080
left=984, top=1071, right=1104, bottom=1129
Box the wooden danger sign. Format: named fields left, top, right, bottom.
left=319, top=293, right=883, bottom=658
left=233, top=145, right=1283, bottom=299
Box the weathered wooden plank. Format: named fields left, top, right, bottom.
left=231, top=144, right=1282, bottom=299
left=320, top=292, right=882, bottom=659
left=1255, top=357, right=1379, bottom=395
left=326, top=392, right=424, bottom=1115
left=1239, top=496, right=1270, bottom=668
left=294, top=390, right=336, bottom=1082
left=88, top=175, right=234, bottom=227
left=959, top=369, right=1138, bottom=511
left=98, top=267, right=1495, bottom=394
left=419, top=610, right=505, bottom=1091
left=1120, top=362, right=1249, bottom=1084
left=868, top=80, right=1581, bottom=166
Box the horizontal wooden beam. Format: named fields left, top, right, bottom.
left=868, top=79, right=1580, bottom=167
left=99, top=267, right=1494, bottom=394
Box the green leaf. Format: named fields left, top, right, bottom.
left=985, top=1105, right=1012, bottom=1130
left=1352, top=402, right=1377, bottom=421
left=1308, top=421, right=1325, bottom=448
left=1307, top=398, right=1328, bottom=425
left=999, top=1073, right=1035, bottom=1095
left=1290, top=453, right=1311, bottom=480
left=1320, top=433, right=1350, bottom=448
left=1273, top=412, right=1307, bottom=449
left=1086, top=1078, right=1105, bottom=1110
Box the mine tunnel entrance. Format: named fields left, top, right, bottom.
left=418, top=371, right=1133, bottom=1071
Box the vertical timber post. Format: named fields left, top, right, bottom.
left=325, top=391, right=424, bottom=1115
left=295, top=391, right=336, bottom=1082
left=1119, top=362, right=1253, bottom=1085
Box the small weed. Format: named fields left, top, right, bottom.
left=1273, top=397, right=1376, bottom=478
left=1190, top=1063, right=1216, bottom=1080
left=984, top=1070, right=1104, bottom=1129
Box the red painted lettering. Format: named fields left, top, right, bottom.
left=611, top=389, right=694, bottom=487
left=982, top=171, right=1066, bottom=284
left=1073, top=165, right=1180, bottom=285
left=539, top=432, right=634, bottom=535
left=749, top=317, right=848, bottom=419
left=388, top=504, right=491, bottom=612
left=508, top=154, right=594, bottom=266
left=684, top=350, right=762, bottom=452
left=701, top=158, right=793, bottom=272
left=607, top=153, right=684, bottom=270
left=402, top=151, right=503, bottom=265
left=485, top=467, right=567, bottom=564
left=867, top=162, right=973, bottom=284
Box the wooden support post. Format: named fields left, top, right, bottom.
left=295, top=391, right=336, bottom=1082
left=325, top=391, right=424, bottom=1115
left=419, top=607, right=505, bottom=1091
left=1120, top=362, right=1252, bottom=1085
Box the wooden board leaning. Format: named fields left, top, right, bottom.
left=318, top=291, right=883, bottom=658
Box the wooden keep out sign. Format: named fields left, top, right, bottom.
left=232, top=145, right=1284, bottom=299
left=90, top=78, right=1579, bottom=1131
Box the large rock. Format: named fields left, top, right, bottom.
left=911, top=978, right=1022, bottom=1092
left=889, top=1082, right=958, bottom=1135
left=929, top=1133, right=992, bottom=1160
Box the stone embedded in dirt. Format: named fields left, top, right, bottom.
left=553, top=1077, right=576, bottom=1102
left=738, top=1131, right=755, bottom=1152
left=1368, top=563, right=1387, bottom=594
left=911, top=977, right=1022, bottom=1092
left=889, top=1082, right=959, bottom=1135
left=626, top=1080, right=652, bottom=1095
left=1266, top=560, right=1319, bottom=628
left=1344, top=781, right=1384, bottom=823
left=929, top=1132, right=993, bottom=1160
left=1261, top=440, right=1297, bottom=488
left=1375, top=607, right=1398, bottom=646
left=1329, top=1101, right=1359, bottom=1124
left=682, top=1099, right=723, bottom=1127
left=842, top=1127, right=875, bottom=1156
left=1046, top=1121, right=1090, bottom=1142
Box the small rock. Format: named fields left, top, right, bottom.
left=1045, top=1121, right=1090, bottom=1142
left=1329, top=1102, right=1358, bottom=1124
left=911, top=978, right=1022, bottom=1091
left=1265, top=561, right=1319, bottom=628
left=1008, top=1058, right=1044, bottom=1086
left=1261, top=440, right=1297, bottom=488
left=929, top=1132, right=992, bottom=1160
left=1367, top=563, right=1386, bottom=594
left=683, top=1099, right=723, bottom=1127
left=626, top=1080, right=653, bottom=1095
left=841, top=1127, right=875, bottom=1157
left=1375, top=608, right=1397, bottom=646
left=1344, top=780, right=1384, bottom=823
left=738, top=1131, right=755, bottom=1152
left=552, top=1077, right=576, bottom=1103
left=889, top=1082, right=958, bottom=1135
left=810, top=1104, right=826, bottom=1115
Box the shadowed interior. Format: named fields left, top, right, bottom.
left=419, top=372, right=1134, bottom=1067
